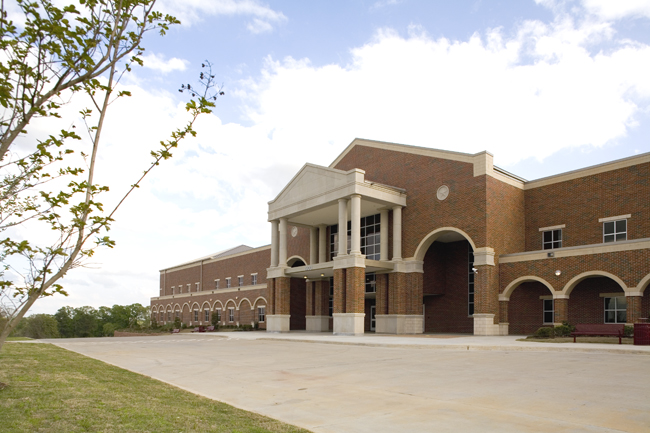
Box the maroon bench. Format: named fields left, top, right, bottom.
left=171, top=328, right=180, bottom=334
left=571, top=324, right=625, bottom=344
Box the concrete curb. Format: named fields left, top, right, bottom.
left=255, top=336, right=650, bottom=355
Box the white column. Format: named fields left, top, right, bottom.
left=279, top=217, right=288, bottom=267
left=318, top=224, right=327, bottom=263
left=338, top=198, right=348, bottom=257
left=309, top=227, right=318, bottom=265
left=392, top=206, right=402, bottom=260
left=270, top=220, right=279, bottom=267
left=380, top=209, right=388, bottom=261
left=350, top=194, right=361, bottom=255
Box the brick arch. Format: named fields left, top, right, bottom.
left=637, top=273, right=650, bottom=294
left=238, top=298, right=253, bottom=310
left=181, top=302, right=191, bottom=312
left=224, top=299, right=237, bottom=309
left=173, top=303, right=182, bottom=312
left=190, top=302, right=201, bottom=311
left=287, top=255, right=307, bottom=267
left=212, top=300, right=224, bottom=310
left=200, top=301, right=211, bottom=310
left=500, top=276, right=556, bottom=301
left=413, top=227, right=477, bottom=262
left=561, top=271, right=628, bottom=297
left=253, top=296, right=267, bottom=308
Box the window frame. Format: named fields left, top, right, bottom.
left=468, top=244, right=474, bottom=316
left=603, top=219, right=627, bottom=243
left=542, top=229, right=562, bottom=250
left=258, top=306, right=266, bottom=323
left=226, top=278, right=231, bottom=288
left=604, top=296, right=627, bottom=324
left=238, top=275, right=244, bottom=287
left=228, top=307, right=235, bottom=323
left=251, top=274, right=257, bottom=285
left=543, top=299, right=554, bottom=324
left=215, top=279, right=219, bottom=290
left=204, top=309, right=209, bottom=322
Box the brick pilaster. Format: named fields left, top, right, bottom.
left=334, top=268, right=346, bottom=314
left=376, top=273, right=388, bottom=315
left=268, top=278, right=276, bottom=315
left=474, top=264, right=499, bottom=323
left=346, top=267, right=365, bottom=314
left=499, top=300, right=508, bottom=323
left=275, top=277, right=291, bottom=315
left=627, top=295, right=643, bottom=323
left=314, top=280, right=330, bottom=316
left=554, top=298, right=568, bottom=323
left=306, top=281, right=315, bottom=316
left=406, top=272, right=423, bottom=315
left=388, top=272, right=407, bottom=314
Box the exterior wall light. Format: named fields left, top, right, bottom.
left=472, top=267, right=478, bottom=273
left=555, top=270, right=561, bottom=276
left=304, top=275, right=308, bottom=279
left=320, top=273, right=325, bottom=277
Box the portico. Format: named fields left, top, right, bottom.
left=266, top=164, right=407, bottom=335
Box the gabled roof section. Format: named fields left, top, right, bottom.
left=161, top=245, right=255, bottom=271
left=331, top=138, right=526, bottom=189
left=268, top=163, right=407, bottom=222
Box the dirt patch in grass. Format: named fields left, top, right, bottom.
left=0, top=343, right=310, bottom=433
left=518, top=336, right=633, bottom=344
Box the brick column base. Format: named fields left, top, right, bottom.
left=267, top=276, right=291, bottom=332
left=627, top=295, right=643, bottom=324
left=554, top=298, right=568, bottom=325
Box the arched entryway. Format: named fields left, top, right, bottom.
left=565, top=274, right=627, bottom=325
left=419, top=228, right=476, bottom=333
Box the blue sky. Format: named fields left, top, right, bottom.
left=17, top=0, right=650, bottom=314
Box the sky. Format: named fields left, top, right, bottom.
left=9, top=0, right=650, bottom=314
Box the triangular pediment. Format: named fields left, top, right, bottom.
left=269, top=164, right=357, bottom=211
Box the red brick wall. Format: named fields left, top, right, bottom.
left=334, top=145, right=488, bottom=257
left=508, top=282, right=553, bottom=335
left=524, top=163, right=650, bottom=251
left=423, top=241, right=473, bottom=333
left=500, top=249, right=650, bottom=295
left=486, top=176, right=525, bottom=255
left=568, top=277, right=624, bottom=324
left=287, top=225, right=310, bottom=265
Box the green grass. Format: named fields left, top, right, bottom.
left=5, top=337, right=33, bottom=341
left=518, top=336, right=633, bottom=344
left=0, top=343, right=310, bottom=433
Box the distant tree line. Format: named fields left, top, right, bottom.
left=1, top=304, right=150, bottom=339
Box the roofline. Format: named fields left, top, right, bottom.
left=159, top=244, right=271, bottom=273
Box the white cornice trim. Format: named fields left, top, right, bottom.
left=539, top=224, right=566, bottom=232
left=499, top=238, right=650, bottom=263
left=599, top=214, right=631, bottom=223
left=160, top=245, right=271, bottom=273
left=151, top=284, right=267, bottom=301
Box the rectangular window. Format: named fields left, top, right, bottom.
left=329, top=277, right=334, bottom=317
left=216, top=309, right=221, bottom=322
left=251, top=274, right=257, bottom=285
left=360, top=214, right=381, bottom=260
left=543, top=299, right=554, bottom=324
left=187, top=284, right=191, bottom=293
left=226, top=278, right=231, bottom=288
left=193, top=310, right=198, bottom=322
left=603, top=220, right=627, bottom=243
left=204, top=309, right=209, bottom=322
left=238, top=276, right=244, bottom=287
left=215, top=280, right=219, bottom=289
left=365, top=273, right=376, bottom=293
left=167, top=312, right=171, bottom=321
left=228, top=308, right=234, bottom=322
left=604, top=296, right=627, bottom=323
left=171, top=286, right=175, bottom=294
left=175, top=311, right=179, bottom=319
left=195, top=282, right=200, bottom=292
left=468, top=244, right=475, bottom=316
left=258, top=306, right=266, bottom=322
left=542, top=229, right=562, bottom=250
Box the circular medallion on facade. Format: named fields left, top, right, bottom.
left=437, top=185, right=450, bottom=201
left=291, top=226, right=298, bottom=237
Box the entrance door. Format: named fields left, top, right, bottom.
left=370, top=305, right=376, bottom=331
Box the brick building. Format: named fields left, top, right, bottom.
left=150, top=139, right=650, bottom=335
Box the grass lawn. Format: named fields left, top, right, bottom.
left=519, top=336, right=633, bottom=344
left=0, top=343, right=310, bottom=433
left=5, top=337, right=33, bottom=341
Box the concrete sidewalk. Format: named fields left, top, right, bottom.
left=191, top=330, right=650, bottom=355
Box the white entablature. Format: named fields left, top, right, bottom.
left=268, top=163, right=406, bottom=225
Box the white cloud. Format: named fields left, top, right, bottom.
left=22, top=4, right=650, bottom=315
left=157, top=0, right=287, bottom=32
left=141, top=53, right=188, bottom=73
left=581, top=0, right=650, bottom=20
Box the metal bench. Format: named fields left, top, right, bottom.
left=570, top=324, right=625, bottom=344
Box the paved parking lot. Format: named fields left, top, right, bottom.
left=50, top=333, right=650, bottom=432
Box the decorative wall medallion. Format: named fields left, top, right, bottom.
left=291, top=226, right=298, bottom=237
left=437, top=185, right=450, bottom=201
